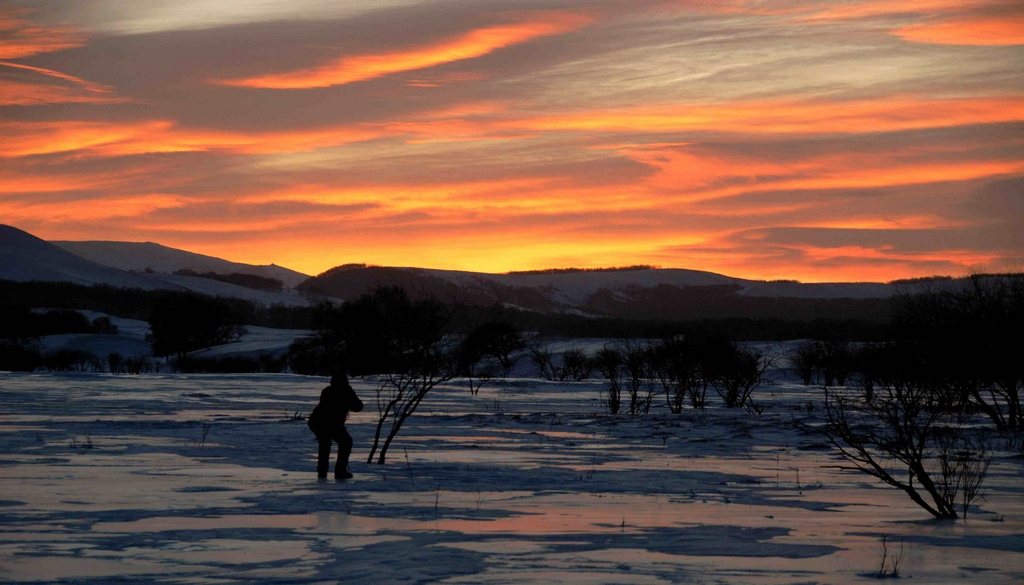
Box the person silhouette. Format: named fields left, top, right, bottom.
left=307, top=371, right=363, bottom=479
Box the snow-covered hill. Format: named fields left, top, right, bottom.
left=300, top=264, right=895, bottom=320
left=54, top=240, right=309, bottom=288
left=1, top=225, right=310, bottom=306
left=3, top=223, right=895, bottom=319
left=0, top=225, right=168, bottom=290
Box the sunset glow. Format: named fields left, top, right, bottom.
left=2, top=0, right=1022, bottom=282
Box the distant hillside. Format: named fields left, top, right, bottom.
left=299, top=264, right=895, bottom=321
left=53, top=240, right=309, bottom=288
left=0, top=225, right=310, bottom=306
left=0, top=225, right=167, bottom=290
left=3, top=223, right=900, bottom=320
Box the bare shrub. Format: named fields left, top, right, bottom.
left=876, top=535, right=905, bottom=579
left=556, top=347, right=592, bottom=381
left=790, top=341, right=821, bottom=386
left=649, top=336, right=704, bottom=413
left=529, top=346, right=556, bottom=381
left=363, top=290, right=459, bottom=464
left=706, top=342, right=775, bottom=412
left=819, top=340, right=853, bottom=387
left=457, top=322, right=519, bottom=395
left=823, top=374, right=992, bottom=519
left=42, top=350, right=101, bottom=372
left=592, top=345, right=623, bottom=414
left=620, top=340, right=655, bottom=415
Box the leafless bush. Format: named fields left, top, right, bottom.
left=790, top=341, right=821, bottom=386
left=823, top=379, right=992, bottom=519
left=875, top=535, right=905, bottom=579
left=529, top=346, right=556, bottom=381
left=620, top=340, right=655, bottom=415
left=707, top=342, right=775, bottom=413
left=649, top=336, right=706, bottom=413
left=555, top=347, right=592, bottom=381
left=458, top=321, right=521, bottom=389
left=125, top=355, right=155, bottom=374
left=819, top=340, right=853, bottom=387
left=370, top=364, right=457, bottom=464
left=592, top=345, right=622, bottom=414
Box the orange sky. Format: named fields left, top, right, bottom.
left=1, top=1, right=1022, bottom=282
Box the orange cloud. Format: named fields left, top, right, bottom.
left=0, top=8, right=86, bottom=59
left=894, top=14, right=1024, bottom=46
left=0, top=120, right=384, bottom=158
left=0, top=79, right=122, bottom=106
left=792, top=0, right=975, bottom=22
left=233, top=177, right=625, bottom=217
left=508, top=96, right=1024, bottom=136
left=621, top=141, right=1024, bottom=205
left=217, top=13, right=592, bottom=89
left=0, top=194, right=187, bottom=221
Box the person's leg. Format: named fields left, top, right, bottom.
left=334, top=427, right=353, bottom=478
left=316, top=435, right=332, bottom=478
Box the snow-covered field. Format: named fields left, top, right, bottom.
left=1, top=371, right=1021, bottom=583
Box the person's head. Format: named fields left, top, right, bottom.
left=330, top=371, right=349, bottom=387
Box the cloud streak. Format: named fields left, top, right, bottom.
left=2, top=2, right=1022, bottom=281
left=217, top=12, right=592, bottom=89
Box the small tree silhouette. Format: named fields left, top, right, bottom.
left=592, top=345, right=623, bottom=414
left=147, top=295, right=245, bottom=360
left=823, top=364, right=991, bottom=519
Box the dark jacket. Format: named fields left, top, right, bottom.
left=308, top=383, right=363, bottom=435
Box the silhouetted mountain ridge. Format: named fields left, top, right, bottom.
left=299, top=264, right=896, bottom=321
left=0, top=225, right=310, bottom=306
left=54, top=240, right=309, bottom=288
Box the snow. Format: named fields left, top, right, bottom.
left=0, top=225, right=167, bottom=291
left=36, top=333, right=152, bottom=359
left=142, top=273, right=313, bottom=307
left=1, top=367, right=1021, bottom=583
left=53, top=241, right=310, bottom=289
left=416, top=268, right=894, bottom=304
left=33, top=311, right=310, bottom=362
left=1, top=225, right=312, bottom=306
left=6, top=224, right=894, bottom=311
left=191, top=326, right=310, bottom=359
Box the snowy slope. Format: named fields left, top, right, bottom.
left=301, top=265, right=895, bottom=319
left=0, top=225, right=168, bottom=290
left=430, top=267, right=893, bottom=302
left=1, top=225, right=312, bottom=305
left=53, top=240, right=309, bottom=288
left=191, top=326, right=311, bottom=359
left=142, top=273, right=312, bottom=306
left=37, top=311, right=310, bottom=360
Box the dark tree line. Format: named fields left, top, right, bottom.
left=147, top=295, right=246, bottom=360
left=794, top=274, right=1023, bottom=432
left=0, top=307, right=118, bottom=339
left=0, top=281, right=318, bottom=329
left=173, top=270, right=285, bottom=292
left=533, top=338, right=776, bottom=415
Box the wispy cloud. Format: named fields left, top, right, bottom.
left=0, top=8, right=86, bottom=59
left=2, top=2, right=1022, bottom=281
left=894, top=14, right=1024, bottom=46
left=216, top=12, right=592, bottom=89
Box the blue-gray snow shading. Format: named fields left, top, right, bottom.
left=0, top=370, right=1022, bottom=584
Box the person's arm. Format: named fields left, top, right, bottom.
left=346, top=385, right=364, bottom=413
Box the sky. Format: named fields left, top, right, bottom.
left=1, top=0, right=1022, bottom=282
